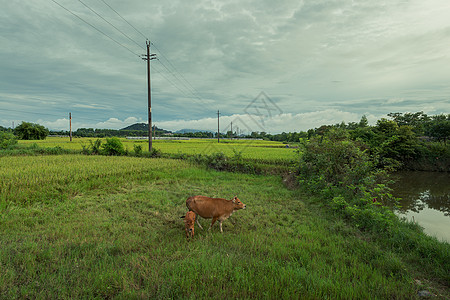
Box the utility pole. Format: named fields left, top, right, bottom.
left=230, top=122, right=233, bottom=139
left=142, top=41, right=157, bottom=152
left=217, top=110, right=220, bottom=143
left=69, top=113, right=72, bottom=142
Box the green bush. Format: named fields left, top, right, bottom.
left=189, top=151, right=258, bottom=173
left=81, top=139, right=103, bottom=155
left=297, top=128, right=399, bottom=235
left=133, top=144, right=143, bottom=156
left=0, top=131, right=17, bottom=149
left=149, top=147, right=162, bottom=158
left=101, top=137, right=125, bottom=156
left=298, top=128, right=374, bottom=189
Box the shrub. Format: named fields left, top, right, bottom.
left=133, top=144, right=143, bottom=156
left=298, top=128, right=374, bottom=189
left=101, top=137, right=125, bottom=156
left=298, top=128, right=398, bottom=236
left=149, top=147, right=162, bottom=158
left=0, top=131, right=17, bottom=149
left=189, top=151, right=258, bottom=173
left=81, top=139, right=103, bottom=155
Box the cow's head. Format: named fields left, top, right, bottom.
left=185, top=211, right=196, bottom=239
left=231, top=196, right=246, bottom=210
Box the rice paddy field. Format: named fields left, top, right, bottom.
left=18, top=137, right=297, bottom=164
left=0, top=155, right=426, bottom=298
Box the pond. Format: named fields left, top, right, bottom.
left=389, top=171, right=450, bottom=243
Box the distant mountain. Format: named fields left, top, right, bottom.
left=175, top=129, right=213, bottom=134
left=121, top=123, right=171, bottom=133
left=121, top=123, right=148, bottom=131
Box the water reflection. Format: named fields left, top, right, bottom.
left=389, top=171, right=450, bottom=242
left=390, top=172, right=450, bottom=215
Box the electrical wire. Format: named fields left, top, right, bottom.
left=77, top=0, right=145, bottom=51
left=50, top=0, right=141, bottom=58
left=51, top=0, right=217, bottom=116
left=151, top=42, right=205, bottom=100
left=98, top=0, right=148, bottom=40
left=0, top=107, right=115, bottom=123
left=97, top=0, right=215, bottom=111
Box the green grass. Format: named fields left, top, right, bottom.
left=18, top=137, right=297, bottom=164
left=0, top=155, right=433, bottom=298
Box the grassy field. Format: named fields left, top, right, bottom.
left=18, top=137, right=297, bottom=164
left=0, top=155, right=428, bottom=298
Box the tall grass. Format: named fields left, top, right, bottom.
left=0, top=155, right=424, bottom=298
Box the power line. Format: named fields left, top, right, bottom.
left=97, top=0, right=213, bottom=110
left=50, top=0, right=141, bottom=58
left=77, top=0, right=144, bottom=51
left=155, top=57, right=204, bottom=102
left=0, top=107, right=68, bottom=118
left=54, top=0, right=217, bottom=114
left=98, top=0, right=148, bottom=40
left=0, top=107, right=117, bottom=123
left=151, top=64, right=194, bottom=97
left=152, top=42, right=205, bottom=100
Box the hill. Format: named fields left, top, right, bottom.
left=121, top=123, right=171, bottom=134
left=175, top=128, right=213, bottom=134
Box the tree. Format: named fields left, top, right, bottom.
left=425, top=116, right=450, bottom=143
left=358, top=115, right=369, bottom=128
left=15, top=122, right=49, bottom=140
left=379, top=125, right=419, bottom=161
left=387, top=112, right=430, bottom=135
left=375, top=119, right=398, bottom=135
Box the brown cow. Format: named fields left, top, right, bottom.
left=183, top=211, right=196, bottom=239
left=186, top=195, right=246, bottom=232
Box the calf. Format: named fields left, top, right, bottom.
left=186, top=195, right=246, bottom=232
left=183, top=211, right=196, bottom=239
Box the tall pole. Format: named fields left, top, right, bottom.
left=143, top=41, right=156, bottom=152
left=217, top=110, right=220, bottom=143
left=147, top=41, right=152, bottom=152
left=230, top=122, right=233, bottom=139
left=69, top=112, right=72, bottom=142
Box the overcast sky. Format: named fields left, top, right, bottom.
left=1, top=0, right=449, bottom=133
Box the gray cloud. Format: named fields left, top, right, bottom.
left=1, top=0, right=449, bottom=132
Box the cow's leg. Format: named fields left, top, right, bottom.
left=195, top=214, right=204, bottom=230
left=219, top=220, right=223, bottom=233
left=209, top=217, right=218, bottom=230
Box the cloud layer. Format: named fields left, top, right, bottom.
left=1, top=0, right=449, bottom=132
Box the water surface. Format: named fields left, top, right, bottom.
left=390, top=171, right=450, bottom=243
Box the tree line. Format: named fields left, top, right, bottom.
left=1, top=112, right=449, bottom=147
